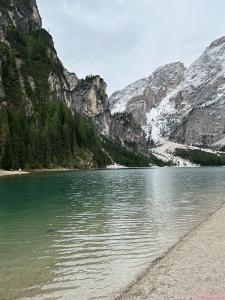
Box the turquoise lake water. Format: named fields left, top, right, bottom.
left=1, top=168, right=225, bottom=299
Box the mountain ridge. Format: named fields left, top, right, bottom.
left=110, top=36, right=225, bottom=149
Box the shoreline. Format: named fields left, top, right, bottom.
left=0, top=170, right=30, bottom=177
left=0, top=168, right=76, bottom=177
left=0, top=166, right=221, bottom=178
left=116, top=202, right=225, bottom=299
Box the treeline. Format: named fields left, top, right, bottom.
left=175, top=148, right=225, bottom=166
left=0, top=26, right=109, bottom=170
left=0, top=99, right=111, bottom=170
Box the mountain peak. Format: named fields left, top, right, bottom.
left=149, top=62, right=186, bottom=90
left=208, top=36, right=225, bottom=50
left=151, top=62, right=185, bottom=77
left=109, top=62, right=185, bottom=116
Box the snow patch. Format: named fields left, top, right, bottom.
left=107, top=163, right=128, bottom=169
left=152, top=142, right=198, bottom=167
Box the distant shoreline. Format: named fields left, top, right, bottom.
left=0, top=167, right=135, bottom=177
left=0, top=170, right=30, bottom=177
left=0, top=166, right=221, bottom=178
left=0, top=168, right=76, bottom=177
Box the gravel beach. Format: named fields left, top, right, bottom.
left=117, top=203, right=225, bottom=300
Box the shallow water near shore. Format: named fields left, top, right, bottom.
left=1, top=167, right=225, bottom=299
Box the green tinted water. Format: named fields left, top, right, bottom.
left=1, top=168, right=225, bottom=299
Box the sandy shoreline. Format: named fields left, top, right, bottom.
left=117, top=202, right=225, bottom=300
left=0, top=170, right=30, bottom=177
left=0, top=168, right=77, bottom=177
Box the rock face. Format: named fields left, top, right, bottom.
left=147, top=37, right=225, bottom=146
left=109, top=113, right=147, bottom=148
left=94, top=110, right=147, bottom=153
left=0, top=0, right=78, bottom=108
left=0, top=0, right=42, bottom=36
left=64, top=69, right=78, bottom=91
left=110, top=62, right=186, bottom=126
left=110, top=38, right=225, bottom=147
left=72, top=75, right=148, bottom=152
left=0, top=60, right=5, bottom=101
left=48, top=70, right=74, bottom=107
left=72, top=75, right=108, bottom=117
left=110, top=77, right=150, bottom=115
left=169, top=37, right=225, bottom=146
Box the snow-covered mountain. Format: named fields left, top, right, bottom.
left=110, top=62, right=185, bottom=126
left=109, top=37, right=225, bottom=148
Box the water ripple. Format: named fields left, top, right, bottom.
left=1, top=168, right=225, bottom=299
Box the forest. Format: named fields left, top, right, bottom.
left=175, top=148, right=225, bottom=166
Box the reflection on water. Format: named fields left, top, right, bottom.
left=0, top=168, right=225, bottom=299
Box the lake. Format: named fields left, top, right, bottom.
left=0, top=168, right=225, bottom=299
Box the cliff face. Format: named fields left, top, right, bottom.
left=110, top=62, right=186, bottom=127
left=0, top=0, right=76, bottom=109
left=72, top=75, right=108, bottom=117
left=169, top=37, right=225, bottom=147
left=0, top=0, right=42, bottom=102
left=71, top=75, right=148, bottom=154
left=0, top=0, right=42, bottom=37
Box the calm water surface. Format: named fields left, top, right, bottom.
left=1, top=168, right=225, bottom=299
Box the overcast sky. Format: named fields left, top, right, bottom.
left=37, top=0, right=225, bottom=94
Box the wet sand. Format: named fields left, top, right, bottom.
left=117, top=203, right=225, bottom=300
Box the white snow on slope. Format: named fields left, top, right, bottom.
left=107, top=163, right=128, bottom=169
left=109, top=62, right=185, bottom=116
left=110, top=78, right=149, bottom=114
left=146, top=37, right=225, bottom=144
left=109, top=37, right=225, bottom=146
left=152, top=142, right=198, bottom=167
left=145, top=87, right=185, bottom=144
left=152, top=141, right=222, bottom=167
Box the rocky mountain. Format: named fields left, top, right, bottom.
left=71, top=75, right=149, bottom=154
left=110, top=62, right=186, bottom=127
left=110, top=38, right=225, bottom=149
left=0, top=0, right=161, bottom=170
left=168, top=37, right=225, bottom=147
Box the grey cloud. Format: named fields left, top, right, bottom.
left=37, top=0, right=225, bottom=94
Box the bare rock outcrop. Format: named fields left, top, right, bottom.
left=64, top=69, right=78, bottom=91
left=72, top=75, right=108, bottom=117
